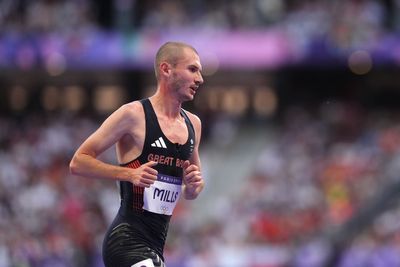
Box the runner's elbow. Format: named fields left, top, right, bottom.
left=69, top=154, right=81, bottom=176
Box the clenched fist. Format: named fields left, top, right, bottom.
left=130, top=161, right=158, bottom=188
left=182, top=160, right=204, bottom=199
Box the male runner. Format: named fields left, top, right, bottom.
left=69, top=41, right=205, bottom=267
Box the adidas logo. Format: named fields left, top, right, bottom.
left=151, top=137, right=167, bottom=148
left=190, top=138, right=194, bottom=152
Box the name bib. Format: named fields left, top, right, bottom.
left=143, top=174, right=182, bottom=215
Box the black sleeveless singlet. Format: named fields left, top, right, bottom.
left=102, top=99, right=195, bottom=267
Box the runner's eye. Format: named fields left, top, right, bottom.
left=189, top=66, right=198, bottom=73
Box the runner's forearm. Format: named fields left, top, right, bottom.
left=70, top=152, right=130, bottom=181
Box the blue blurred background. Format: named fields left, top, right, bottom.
left=1, top=0, right=400, bottom=266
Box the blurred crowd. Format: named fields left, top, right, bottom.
left=0, top=0, right=395, bottom=47
left=0, top=0, right=396, bottom=73
left=1, top=101, right=400, bottom=267
left=0, top=0, right=393, bottom=32
left=0, top=114, right=116, bottom=267
left=244, top=102, right=400, bottom=267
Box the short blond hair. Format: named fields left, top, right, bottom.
left=154, top=42, right=198, bottom=79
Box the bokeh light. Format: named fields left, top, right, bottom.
left=348, top=50, right=373, bottom=75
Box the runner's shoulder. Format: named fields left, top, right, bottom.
left=182, top=109, right=201, bottom=126
left=117, top=101, right=144, bottom=123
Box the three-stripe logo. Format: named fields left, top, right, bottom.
left=151, top=137, right=167, bottom=148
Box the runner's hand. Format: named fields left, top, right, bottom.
left=130, top=161, right=158, bottom=187
left=183, top=160, right=203, bottom=197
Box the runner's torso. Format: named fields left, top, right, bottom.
left=117, top=98, right=195, bottom=257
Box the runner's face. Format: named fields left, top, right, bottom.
left=169, top=49, right=203, bottom=101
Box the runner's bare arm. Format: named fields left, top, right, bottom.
left=69, top=102, right=157, bottom=187
left=182, top=113, right=204, bottom=199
